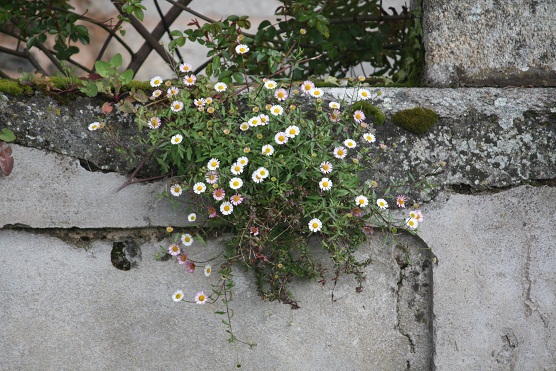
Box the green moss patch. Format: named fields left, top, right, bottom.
left=392, top=107, right=439, bottom=135
left=348, top=100, right=386, bottom=126
left=0, top=79, right=33, bottom=96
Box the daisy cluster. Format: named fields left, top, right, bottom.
left=134, top=54, right=425, bottom=305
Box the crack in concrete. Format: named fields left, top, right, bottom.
left=396, top=267, right=416, bottom=370
left=523, top=238, right=550, bottom=328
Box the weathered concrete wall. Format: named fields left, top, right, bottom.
left=1, top=85, right=555, bottom=370
left=423, top=0, right=556, bottom=87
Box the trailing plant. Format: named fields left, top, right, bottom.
left=94, top=42, right=431, bottom=319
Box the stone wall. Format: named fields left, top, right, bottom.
left=423, top=0, right=556, bottom=87
left=1, top=0, right=556, bottom=370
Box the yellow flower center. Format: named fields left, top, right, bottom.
left=312, top=222, right=319, bottom=228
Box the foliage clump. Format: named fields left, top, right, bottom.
left=391, top=107, right=439, bottom=135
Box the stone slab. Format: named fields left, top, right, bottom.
left=0, top=230, right=431, bottom=370
left=419, top=185, right=556, bottom=370
left=423, top=0, right=556, bottom=87
left=1, top=145, right=190, bottom=229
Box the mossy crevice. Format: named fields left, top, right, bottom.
left=391, top=107, right=439, bottom=135
left=348, top=100, right=386, bottom=126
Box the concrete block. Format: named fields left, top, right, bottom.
left=0, top=230, right=432, bottom=370
left=1, top=145, right=189, bottom=228
left=420, top=186, right=556, bottom=370
left=423, top=0, right=556, bottom=87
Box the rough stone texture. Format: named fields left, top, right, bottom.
left=328, top=87, right=555, bottom=198
left=422, top=0, right=556, bottom=87
left=0, top=229, right=432, bottom=370
left=3, top=87, right=555, bottom=202
left=419, top=186, right=556, bottom=370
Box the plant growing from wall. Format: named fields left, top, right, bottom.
left=84, top=34, right=432, bottom=347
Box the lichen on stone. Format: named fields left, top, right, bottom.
left=391, top=107, right=439, bottom=135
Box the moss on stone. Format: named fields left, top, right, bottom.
left=348, top=100, right=386, bottom=126
left=123, top=80, right=152, bottom=92
left=0, top=79, right=33, bottom=96
left=391, top=107, right=439, bottom=135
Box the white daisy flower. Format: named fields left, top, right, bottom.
left=252, top=171, right=264, bottom=183
left=240, top=122, right=249, bottom=131
left=170, top=184, right=183, bottom=196
left=188, top=213, right=196, bottom=222
left=319, top=178, right=332, bottom=191
left=270, top=105, right=283, bottom=116
left=358, top=89, right=371, bottom=100
left=171, top=134, right=183, bottom=145
left=195, top=291, right=208, bottom=304
left=406, top=217, right=419, bottom=230
left=204, top=265, right=212, bottom=277
left=181, top=233, right=193, bottom=246
left=151, top=89, right=162, bottom=98
left=329, top=101, right=341, bottom=109
left=344, top=139, right=357, bottom=149
left=194, top=98, right=206, bottom=107
left=150, top=76, right=163, bottom=87
left=235, top=44, right=249, bottom=54
left=264, top=80, right=277, bottom=89
left=183, top=74, right=197, bottom=86
left=193, top=182, right=207, bottom=194
left=285, top=125, right=300, bottom=138
left=355, top=195, right=369, bottom=207
left=248, top=116, right=261, bottom=127
left=256, top=167, right=269, bottom=179
left=170, top=101, right=184, bottom=112
left=262, top=144, right=275, bottom=156
left=207, top=158, right=220, bottom=170
left=310, top=88, right=323, bottom=98
left=172, top=290, right=184, bottom=302
left=229, top=177, right=243, bottom=190
left=319, top=161, right=333, bottom=174
left=167, top=86, right=179, bottom=97
left=333, top=146, right=347, bottom=159
left=230, top=162, right=244, bottom=175
left=179, top=63, right=193, bottom=73
left=301, top=80, right=315, bottom=94
left=274, top=88, right=288, bottom=101
left=237, top=157, right=249, bottom=167
left=220, top=201, right=233, bottom=215
left=376, top=198, right=388, bottom=210
left=148, top=116, right=161, bottom=129
left=88, top=122, right=100, bottom=131
left=363, top=133, right=376, bottom=143
left=274, top=132, right=288, bottom=145
left=214, top=82, right=227, bottom=92
left=259, top=114, right=270, bottom=125
left=308, top=218, right=322, bottom=232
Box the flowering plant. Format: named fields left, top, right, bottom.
left=130, top=58, right=427, bottom=310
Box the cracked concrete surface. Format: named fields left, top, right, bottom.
left=1, top=75, right=555, bottom=370
left=419, top=186, right=556, bottom=370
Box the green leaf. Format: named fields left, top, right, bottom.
left=133, top=8, right=144, bottom=21
left=110, top=53, right=122, bottom=68
left=169, top=30, right=183, bottom=37
left=120, top=69, right=134, bottom=85
left=0, top=128, right=16, bottom=142
left=211, top=55, right=221, bottom=77
left=80, top=81, right=98, bottom=97
left=95, top=60, right=110, bottom=77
